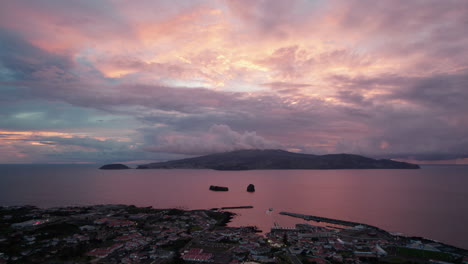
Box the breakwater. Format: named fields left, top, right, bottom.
left=221, top=206, right=254, bottom=209
left=279, top=211, right=397, bottom=237
left=280, top=211, right=369, bottom=227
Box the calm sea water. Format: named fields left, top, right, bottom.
left=0, top=165, right=467, bottom=249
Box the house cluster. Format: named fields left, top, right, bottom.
left=0, top=205, right=221, bottom=263
left=181, top=248, right=214, bottom=262
left=94, top=218, right=136, bottom=228
left=266, top=224, right=391, bottom=263
left=1, top=205, right=467, bottom=264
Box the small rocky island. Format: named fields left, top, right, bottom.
left=99, top=164, right=130, bottom=170
left=247, top=184, right=255, bottom=192
left=137, top=149, right=420, bottom=170
left=209, top=185, right=229, bottom=191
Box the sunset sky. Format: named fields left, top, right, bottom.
left=1, top=0, right=467, bottom=164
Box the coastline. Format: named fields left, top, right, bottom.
left=1, top=165, right=467, bottom=250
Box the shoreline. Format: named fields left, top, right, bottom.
left=280, top=210, right=468, bottom=253
left=1, top=204, right=467, bottom=264
left=2, top=204, right=467, bottom=252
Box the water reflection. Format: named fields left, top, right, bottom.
left=0, top=165, right=467, bottom=249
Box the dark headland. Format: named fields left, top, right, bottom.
left=99, top=164, right=131, bottom=170
left=136, top=149, right=419, bottom=170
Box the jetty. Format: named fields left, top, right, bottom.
left=279, top=211, right=397, bottom=237
left=221, top=206, right=253, bottom=209
left=280, top=211, right=369, bottom=227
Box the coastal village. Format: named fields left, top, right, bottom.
left=1, top=205, right=467, bottom=264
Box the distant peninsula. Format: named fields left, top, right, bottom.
left=99, top=164, right=131, bottom=170
left=137, top=149, right=420, bottom=170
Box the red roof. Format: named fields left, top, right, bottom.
left=187, top=248, right=204, bottom=254
left=115, top=232, right=141, bottom=241
left=183, top=248, right=212, bottom=261
left=107, top=220, right=135, bottom=227
left=87, top=243, right=123, bottom=257
left=95, top=217, right=110, bottom=224
left=182, top=253, right=212, bottom=261
left=307, top=257, right=327, bottom=264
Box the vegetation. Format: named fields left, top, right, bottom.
left=219, top=237, right=239, bottom=244
left=99, top=164, right=130, bottom=170
left=276, top=255, right=292, bottom=264
left=166, top=209, right=185, bottom=216
left=189, top=225, right=203, bottom=232
left=166, top=252, right=185, bottom=264
left=161, top=238, right=191, bottom=251
left=126, top=205, right=159, bottom=214
left=56, top=244, right=90, bottom=261
left=36, top=223, right=80, bottom=239
left=283, top=233, right=291, bottom=247
left=396, top=247, right=462, bottom=263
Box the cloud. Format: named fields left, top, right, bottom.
left=335, top=90, right=371, bottom=106
left=0, top=130, right=168, bottom=164
left=225, top=0, right=323, bottom=39
left=0, top=29, right=73, bottom=80
left=390, top=72, right=468, bottom=111
left=144, top=124, right=282, bottom=155
left=0, top=0, right=135, bottom=51
left=1, top=0, right=468, bottom=163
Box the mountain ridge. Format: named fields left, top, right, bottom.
left=136, top=149, right=420, bottom=170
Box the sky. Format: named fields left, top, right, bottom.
left=1, top=0, right=468, bottom=164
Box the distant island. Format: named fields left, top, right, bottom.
left=136, top=149, right=420, bottom=170
left=99, top=164, right=130, bottom=170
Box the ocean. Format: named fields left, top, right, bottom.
left=0, top=164, right=467, bottom=249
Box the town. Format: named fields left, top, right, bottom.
left=0, top=205, right=467, bottom=264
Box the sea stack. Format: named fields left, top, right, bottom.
left=209, top=185, right=229, bottom=191
left=247, top=184, right=255, bottom=192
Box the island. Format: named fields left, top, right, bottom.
left=99, top=164, right=131, bottom=170
left=209, top=185, right=229, bottom=191
left=247, top=184, right=255, bottom=192
left=137, top=149, right=420, bottom=170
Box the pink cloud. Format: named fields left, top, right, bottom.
left=1, top=0, right=468, bottom=163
